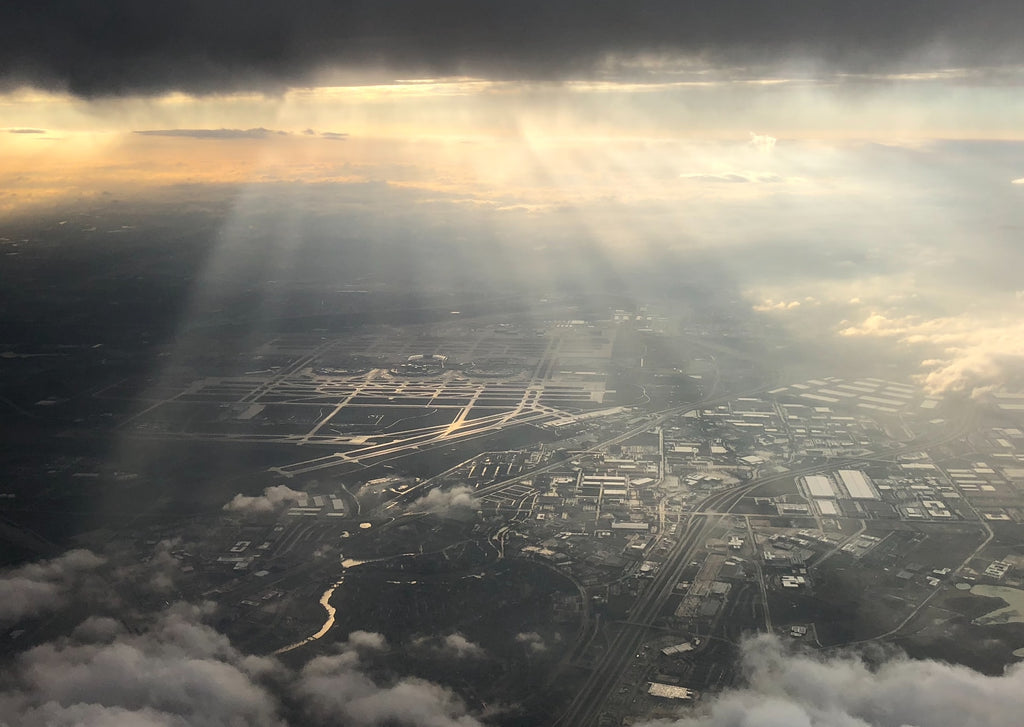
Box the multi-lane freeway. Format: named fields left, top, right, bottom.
left=552, top=406, right=979, bottom=727
left=552, top=487, right=748, bottom=727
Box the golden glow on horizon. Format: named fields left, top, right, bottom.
left=3, top=67, right=1024, bottom=139
left=290, top=78, right=502, bottom=100
left=2, top=68, right=1024, bottom=215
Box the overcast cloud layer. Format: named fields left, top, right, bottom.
left=3, top=1, right=1024, bottom=95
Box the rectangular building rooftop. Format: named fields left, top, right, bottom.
left=805, top=475, right=836, bottom=498
left=648, top=683, right=696, bottom=700
left=837, top=469, right=878, bottom=500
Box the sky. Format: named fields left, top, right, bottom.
left=2, top=5, right=1024, bottom=388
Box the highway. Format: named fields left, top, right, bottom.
left=552, top=405, right=979, bottom=727
left=552, top=481, right=752, bottom=727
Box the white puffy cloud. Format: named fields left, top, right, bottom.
left=224, top=485, right=308, bottom=514
left=345, top=630, right=389, bottom=652
left=299, top=672, right=481, bottom=727
left=0, top=550, right=105, bottom=622
left=300, top=631, right=390, bottom=679
left=412, top=633, right=486, bottom=659
left=143, top=539, right=184, bottom=593
left=7, top=544, right=1024, bottom=727
left=514, top=631, right=547, bottom=653
left=70, top=616, right=125, bottom=644
left=410, top=486, right=479, bottom=513
left=7, top=549, right=105, bottom=581
left=0, top=603, right=284, bottom=727
left=749, top=132, right=777, bottom=152
left=104, top=538, right=184, bottom=595
left=0, top=541, right=496, bottom=727
left=425, top=638, right=485, bottom=659
left=753, top=299, right=802, bottom=312
left=438, top=633, right=485, bottom=659
left=839, top=311, right=1024, bottom=396
left=635, top=635, right=1024, bottom=727
left=298, top=632, right=482, bottom=727
left=0, top=598, right=487, bottom=727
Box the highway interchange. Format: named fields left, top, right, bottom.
left=551, top=406, right=980, bottom=727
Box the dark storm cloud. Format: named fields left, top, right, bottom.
left=2, top=1, right=1023, bottom=96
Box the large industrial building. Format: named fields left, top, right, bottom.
left=805, top=475, right=836, bottom=498
left=837, top=469, right=878, bottom=500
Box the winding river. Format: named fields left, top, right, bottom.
left=273, top=577, right=345, bottom=655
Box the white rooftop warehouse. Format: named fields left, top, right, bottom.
left=837, top=469, right=878, bottom=500
left=648, top=683, right=696, bottom=700
left=804, top=475, right=835, bottom=498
